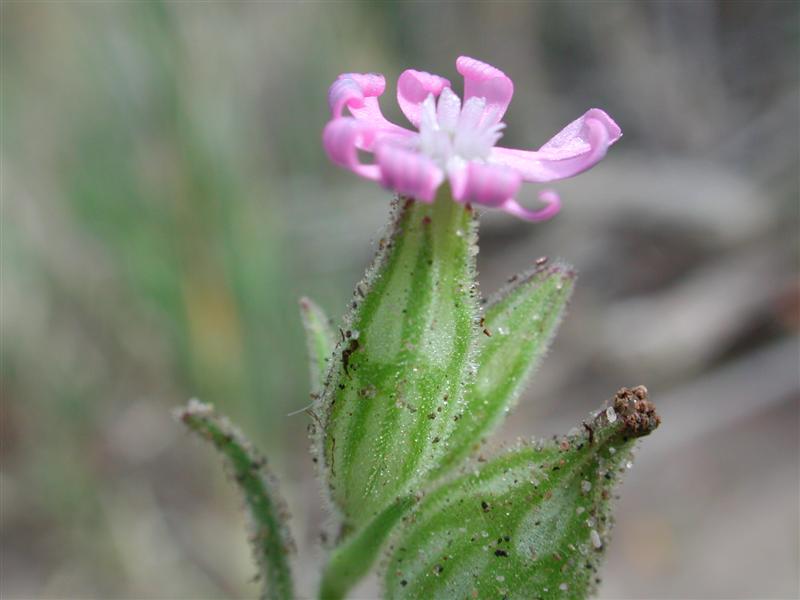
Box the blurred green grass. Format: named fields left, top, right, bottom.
left=2, top=3, right=320, bottom=595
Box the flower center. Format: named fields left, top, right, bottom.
left=416, top=88, right=505, bottom=171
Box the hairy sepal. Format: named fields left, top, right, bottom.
left=435, top=262, right=575, bottom=475
left=384, top=387, right=660, bottom=600
left=317, top=192, right=480, bottom=529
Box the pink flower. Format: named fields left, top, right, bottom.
left=323, top=57, right=621, bottom=222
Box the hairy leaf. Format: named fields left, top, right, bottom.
left=299, top=296, right=337, bottom=395
left=319, top=497, right=415, bottom=600
left=316, top=193, right=479, bottom=528
left=436, top=262, right=575, bottom=475
left=177, top=400, right=295, bottom=600
left=385, top=387, right=660, bottom=600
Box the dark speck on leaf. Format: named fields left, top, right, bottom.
left=494, top=549, right=509, bottom=557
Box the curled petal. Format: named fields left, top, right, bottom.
left=328, top=73, right=412, bottom=144
left=328, top=73, right=386, bottom=117
left=397, top=69, right=451, bottom=128
left=449, top=161, right=522, bottom=208
left=322, top=117, right=381, bottom=181
left=502, top=189, right=562, bottom=222
left=375, top=142, right=444, bottom=203
left=540, top=108, right=621, bottom=156
left=456, top=56, right=514, bottom=125
left=490, top=109, right=621, bottom=182
left=451, top=163, right=560, bottom=222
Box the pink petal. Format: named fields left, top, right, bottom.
left=501, top=189, right=562, bottom=222
left=374, top=142, right=444, bottom=203
left=456, top=56, right=514, bottom=125
left=449, top=161, right=522, bottom=208
left=322, top=117, right=381, bottom=182
left=328, top=73, right=412, bottom=147
left=396, top=69, right=451, bottom=128
left=450, top=162, right=561, bottom=222
left=328, top=73, right=385, bottom=117
left=490, top=109, right=622, bottom=182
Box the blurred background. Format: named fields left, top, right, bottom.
left=2, top=1, right=798, bottom=598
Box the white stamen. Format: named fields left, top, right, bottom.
left=416, top=92, right=504, bottom=170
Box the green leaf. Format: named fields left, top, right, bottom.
left=317, top=192, right=480, bottom=528
left=177, top=400, right=296, bottom=600
left=435, top=262, right=575, bottom=475
left=299, top=296, right=337, bottom=395
left=384, top=386, right=660, bottom=600
left=319, top=496, right=416, bottom=600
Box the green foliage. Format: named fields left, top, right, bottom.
left=384, top=387, right=660, bottom=600
left=435, top=263, right=575, bottom=476
left=177, top=400, right=296, bottom=600
left=303, top=196, right=657, bottom=600
left=179, top=194, right=658, bottom=600
left=316, top=192, right=480, bottom=528
left=319, top=497, right=416, bottom=600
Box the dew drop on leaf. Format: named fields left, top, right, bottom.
left=590, top=530, right=602, bottom=549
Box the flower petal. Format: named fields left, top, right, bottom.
left=501, top=189, right=562, bottom=222
left=449, top=161, right=522, bottom=208
left=456, top=56, right=514, bottom=125
left=328, top=73, right=385, bottom=117
left=328, top=73, right=412, bottom=146
left=490, top=109, right=622, bottom=182
left=375, top=142, right=444, bottom=203
left=450, top=163, right=561, bottom=222
left=322, top=117, right=381, bottom=181
left=397, top=69, right=451, bottom=128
